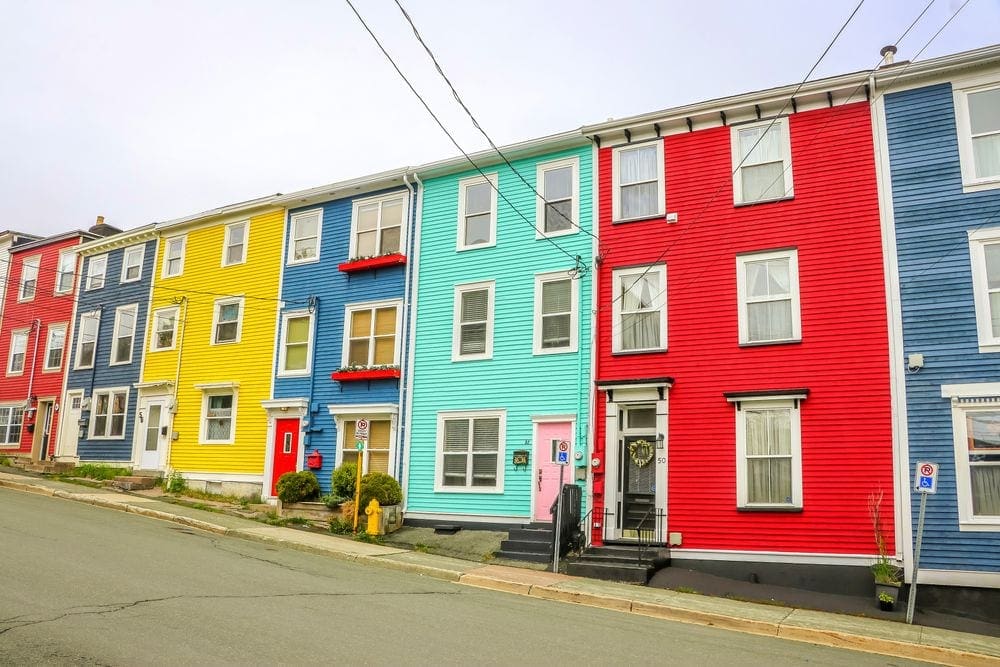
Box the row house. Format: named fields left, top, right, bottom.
left=0, top=231, right=41, bottom=330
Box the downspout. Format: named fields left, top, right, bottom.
left=165, top=296, right=188, bottom=473
left=304, top=295, right=319, bottom=452
left=401, top=170, right=423, bottom=512
left=398, top=171, right=416, bottom=480
left=588, top=138, right=601, bottom=546
left=87, top=307, right=104, bottom=396
left=26, top=318, right=41, bottom=456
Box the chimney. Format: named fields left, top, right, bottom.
left=95, top=215, right=104, bottom=226
left=880, top=45, right=897, bottom=65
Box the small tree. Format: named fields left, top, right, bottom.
left=332, top=462, right=357, bottom=499
left=359, top=472, right=403, bottom=508
left=868, top=488, right=901, bottom=583
left=276, top=471, right=321, bottom=504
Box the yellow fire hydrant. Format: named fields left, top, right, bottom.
left=365, top=499, right=382, bottom=536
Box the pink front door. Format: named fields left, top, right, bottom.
left=533, top=421, right=572, bottom=522
left=271, top=418, right=300, bottom=496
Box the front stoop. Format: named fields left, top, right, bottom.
left=497, top=523, right=554, bottom=564
left=112, top=476, right=158, bottom=491
left=565, top=544, right=669, bottom=584
left=23, top=461, right=76, bottom=474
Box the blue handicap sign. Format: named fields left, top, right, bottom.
left=556, top=450, right=570, bottom=465
left=919, top=476, right=933, bottom=489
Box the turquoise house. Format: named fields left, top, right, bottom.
left=404, top=133, right=594, bottom=526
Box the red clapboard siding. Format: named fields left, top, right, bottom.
left=592, top=102, right=893, bottom=555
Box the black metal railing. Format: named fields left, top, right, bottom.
left=550, top=483, right=582, bottom=558
left=635, top=508, right=666, bottom=563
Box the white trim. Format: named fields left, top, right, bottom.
left=119, top=244, right=145, bottom=284
left=341, top=299, right=403, bottom=368
left=434, top=409, right=506, bottom=493
left=736, top=248, right=801, bottom=345
left=73, top=310, right=101, bottom=370
left=943, top=387, right=1000, bottom=531
left=611, top=264, right=667, bottom=353
left=530, top=414, right=577, bottom=423
left=730, top=117, right=794, bottom=205
left=277, top=310, right=314, bottom=377
left=287, top=208, right=323, bottom=265
left=109, top=303, right=138, bottom=366
left=533, top=270, right=579, bottom=355
left=17, top=255, right=40, bottom=301
left=348, top=191, right=409, bottom=259
left=967, top=228, right=1000, bottom=351
left=452, top=280, right=495, bottom=362
left=535, top=156, right=580, bottom=239
left=221, top=219, right=249, bottom=267
left=331, top=411, right=398, bottom=476
left=401, top=511, right=528, bottom=525
left=733, top=396, right=803, bottom=510
left=84, top=254, right=108, bottom=291
left=327, top=402, right=399, bottom=417
left=942, top=382, right=1000, bottom=398
left=88, top=386, right=131, bottom=440
left=193, top=381, right=240, bottom=390
left=54, top=250, right=77, bottom=295
left=42, top=323, right=68, bottom=372
left=915, top=568, right=1000, bottom=588
left=6, top=328, right=28, bottom=375
left=611, top=140, right=664, bottom=222
left=149, top=306, right=179, bottom=352
left=198, top=385, right=238, bottom=445
left=210, top=296, right=244, bottom=345
left=176, top=471, right=263, bottom=483
left=262, top=397, right=309, bottom=414
left=456, top=173, right=498, bottom=251
left=669, top=548, right=881, bottom=567
left=953, top=79, right=1000, bottom=193
left=161, top=235, right=186, bottom=278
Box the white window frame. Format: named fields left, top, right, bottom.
left=110, top=304, right=138, bottom=366
left=278, top=310, right=314, bottom=377
left=731, top=118, right=794, bottom=205
left=42, top=323, right=67, bottom=372
left=89, top=387, right=130, bottom=440
left=211, top=297, right=244, bottom=345
left=942, top=384, right=1000, bottom=530
left=328, top=403, right=400, bottom=477
left=729, top=395, right=804, bottom=510
left=287, top=209, right=323, bottom=265
left=162, top=236, right=186, bottom=278
left=7, top=329, right=28, bottom=375
left=611, top=141, right=665, bottom=223
left=18, top=255, right=40, bottom=301
left=74, top=310, right=101, bottom=370
left=456, top=174, right=498, bottom=251
left=533, top=271, right=579, bottom=355
left=736, top=248, right=801, bottom=346
left=968, top=228, right=1000, bottom=352
left=341, top=300, right=402, bottom=368
left=0, top=405, right=24, bottom=445
left=222, top=220, right=249, bottom=267
left=149, top=306, right=179, bottom=352
left=54, top=251, right=76, bottom=295
left=452, top=280, right=495, bottom=362
left=86, top=254, right=108, bottom=291
left=434, top=409, right=506, bottom=493
left=199, top=388, right=238, bottom=445
left=349, top=192, right=408, bottom=259
left=611, top=264, right=667, bottom=354
left=120, top=245, right=145, bottom=283
left=954, top=79, right=1000, bottom=193
left=535, top=157, right=579, bottom=238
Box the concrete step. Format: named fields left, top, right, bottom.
left=507, top=527, right=554, bottom=542
left=564, top=560, right=654, bottom=584
left=496, top=550, right=552, bottom=564
left=129, top=470, right=162, bottom=478
left=499, top=539, right=552, bottom=553
left=112, top=476, right=157, bottom=491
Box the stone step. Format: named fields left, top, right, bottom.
left=496, top=550, right=552, bottom=564
left=564, top=561, right=654, bottom=584
left=112, top=476, right=157, bottom=491
left=499, top=539, right=552, bottom=554
left=129, top=470, right=162, bottom=478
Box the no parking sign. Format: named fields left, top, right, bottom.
left=915, top=461, right=938, bottom=494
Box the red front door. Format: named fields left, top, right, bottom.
left=271, top=418, right=301, bottom=496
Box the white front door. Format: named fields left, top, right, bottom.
left=138, top=397, right=169, bottom=471
left=56, top=391, right=83, bottom=459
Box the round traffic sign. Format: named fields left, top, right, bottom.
left=356, top=418, right=369, bottom=431
left=558, top=440, right=569, bottom=452
left=920, top=463, right=934, bottom=476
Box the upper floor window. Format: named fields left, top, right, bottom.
left=19, top=256, right=40, bottom=301
left=150, top=307, right=178, bottom=352
left=453, top=281, right=494, bottom=361
left=969, top=228, right=1000, bottom=351
left=288, top=209, right=322, bottom=264
left=611, top=265, right=667, bottom=353
left=344, top=302, right=399, bottom=367
left=457, top=174, right=497, bottom=250
left=162, top=236, right=186, bottom=278
left=727, top=393, right=805, bottom=510
left=7, top=330, right=28, bottom=374
left=111, top=304, right=138, bottom=365
left=956, top=83, right=1000, bottom=190
left=75, top=311, right=100, bottom=369
left=55, top=252, right=76, bottom=294
left=223, top=221, right=248, bottom=266
left=120, top=245, right=144, bottom=283
left=612, top=142, right=664, bottom=222
left=43, top=324, right=67, bottom=371
left=212, top=297, right=243, bottom=345
left=536, top=158, right=579, bottom=237
left=279, top=311, right=313, bottom=376
left=351, top=194, right=405, bottom=259
left=736, top=249, right=801, bottom=345
left=533, top=271, right=578, bottom=354
left=86, top=254, right=108, bottom=290
left=732, top=119, right=794, bottom=204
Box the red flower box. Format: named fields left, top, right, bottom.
left=331, top=368, right=401, bottom=382
left=338, top=253, right=407, bottom=273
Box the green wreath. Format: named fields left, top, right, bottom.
left=629, top=439, right=654, bottom=467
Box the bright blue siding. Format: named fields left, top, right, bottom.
left=886, top=81, right=1000, bottom=572
left=67, top=239, right=157, bottom=462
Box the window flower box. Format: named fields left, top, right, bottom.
left=331, top=366, right=401, bottom=382
left=338, top=253, right=407, bottom=274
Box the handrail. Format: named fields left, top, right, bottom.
left=635, top=504, right=656, bottom=563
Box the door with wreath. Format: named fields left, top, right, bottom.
left=619, top=434, right=657, bottom=539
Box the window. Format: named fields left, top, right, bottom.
left=55, top=252, right=76, bottom=294
left=533, top=271, right=578, bottom=354
left=0, top=406, right=24, bottom=445
left=942, top=384, right=1000, bottom=529
left=731, top=119, right=794, bottom=204
left=120, top=245, right=144, bottom=283
left=536, top=158, right=579, bottom=237
left=212, top=298, right=243, bottom=345
left=612, top=142, right=664, bottom=221
left=222, top=221, right=248, bottom=266
left=43, top=324, right=67, bottom=371
left=344, top=302, right=399, bottom=367
left=452, top=281, right=494, bottom=361
left=728, top=394, right=804, bottom=509
left=457, top=174, right=498, bottom=250
left=7, top=330, right=27, bottom=374
left=351, top=194, right=406, bottom=258
left=201, top=390, right=236, bottom=443
left=611, top=265, right=666, bottom=353
left=150, top=307, right=178, bottom=351
left=956, top=83, right=1000, bottom=189
left=162, top=236, right=186, bottom=277
left=86, top=254, right=108, bottom=290
left=341, top=419, right=391, bottom=474
left=75, top=311, right=100, bottom=369
left=288, top=209, right=322, bottom=264
left=436, top=411, right=505, bottom=492
left=19, top=256, right=39, bottom=301
left=279, top=311, right=313, bottom=375
left=968, top=229, right=1000, bottom=351
left=111, top=304, right=138, bottom=365
left=736, top=249, right=801, bottom=345
left=91, top=389, right=128, bottom=439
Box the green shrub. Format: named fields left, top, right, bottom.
left=332, top=462, right=357, bottom=499
left=276, top=471, right=321, bottom=503
left=165, top=471, right=187, bottom=493
left=329, top=517, right=353, bottom=534
left=321, top=493, right=349, bottom=509
left=0, top=456, right=10, bottom=466
left=359, top=472, right=403, bottom=508
left=72, top=464, right=131, bottom=480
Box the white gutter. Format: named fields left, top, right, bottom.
left=401, top=171, right=424, bottom=512
left=397, top=172, right=416, bottom=481
left=26, top=318, right=41, bottom=454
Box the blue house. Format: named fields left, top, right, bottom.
left=57, top=224, right=159, bottom=467
left=879, top=44, right=1000, bottom=617
left=265, top=170, right=416, bottom=498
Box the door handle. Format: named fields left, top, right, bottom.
left=537, top=468, right=542, bottom=492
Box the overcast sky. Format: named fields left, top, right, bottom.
left=2, top=0, right=998, bottom=237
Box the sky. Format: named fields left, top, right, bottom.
left=2, top=0, right=999, bottom=237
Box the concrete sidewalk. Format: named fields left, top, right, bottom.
left=2, top=471, right=998, bottom=667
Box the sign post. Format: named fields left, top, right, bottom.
left=906, top=461, right=938, bottom=624
left=353, top=419, right=369, bottom=533
left=552, top=440, right=570, bottom=574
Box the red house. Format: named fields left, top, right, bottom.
left=0, top=226, right=102, bottom=462
left=582, top=73, right=895, bottom=593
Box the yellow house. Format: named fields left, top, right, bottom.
left=139, top=196, right=284, bottom=496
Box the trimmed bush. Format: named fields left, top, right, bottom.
left=359, top=472, right=403, bottom=508
left=276, top=471, right=321, bottom=504
left=332, top=462, right=357, bottom=499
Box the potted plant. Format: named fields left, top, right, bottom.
left=878, top=591, right=896, bottom=611
left=868, top=489, right=902, bottom=607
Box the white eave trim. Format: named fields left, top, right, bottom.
left=261, top=398, right=309, bottom=411
left=194, top=382, right=240, bottom=390
left=941, top=383, right=1000, bottom=399
left=76, top=225, right=158, bottom=256
left=273, top=169, right=411, bottom=208
left=133, top=380, right=175, bottom=390
left=155, top=196, right=281, bottom=233
left=327, top=402, right=399, bottom=416
left=414, top=130, right=588, bottom=179
left=873, top=44, right=1000, bottom=90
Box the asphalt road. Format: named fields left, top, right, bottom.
left=0, top=488, right=930, bottom=666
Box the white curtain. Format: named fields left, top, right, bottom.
left=974, top=135, right=1000, bottom=181
left=621, top=274, right=660, bottom=350
left=739, top=125, right=786, bottom=201
left=970, top=88, right=1000, bottom=179
left=745, top=409, right=792, bottom=504
left=746, top=259, right=792, bottom=341
left=620, top=145, right=658, bottom=218
left=972, top=465, right=1000, bottom=516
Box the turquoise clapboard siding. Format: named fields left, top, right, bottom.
left=406, top=144, right=593, bottom=518
left=885, top=81, right=1000, bottom=573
